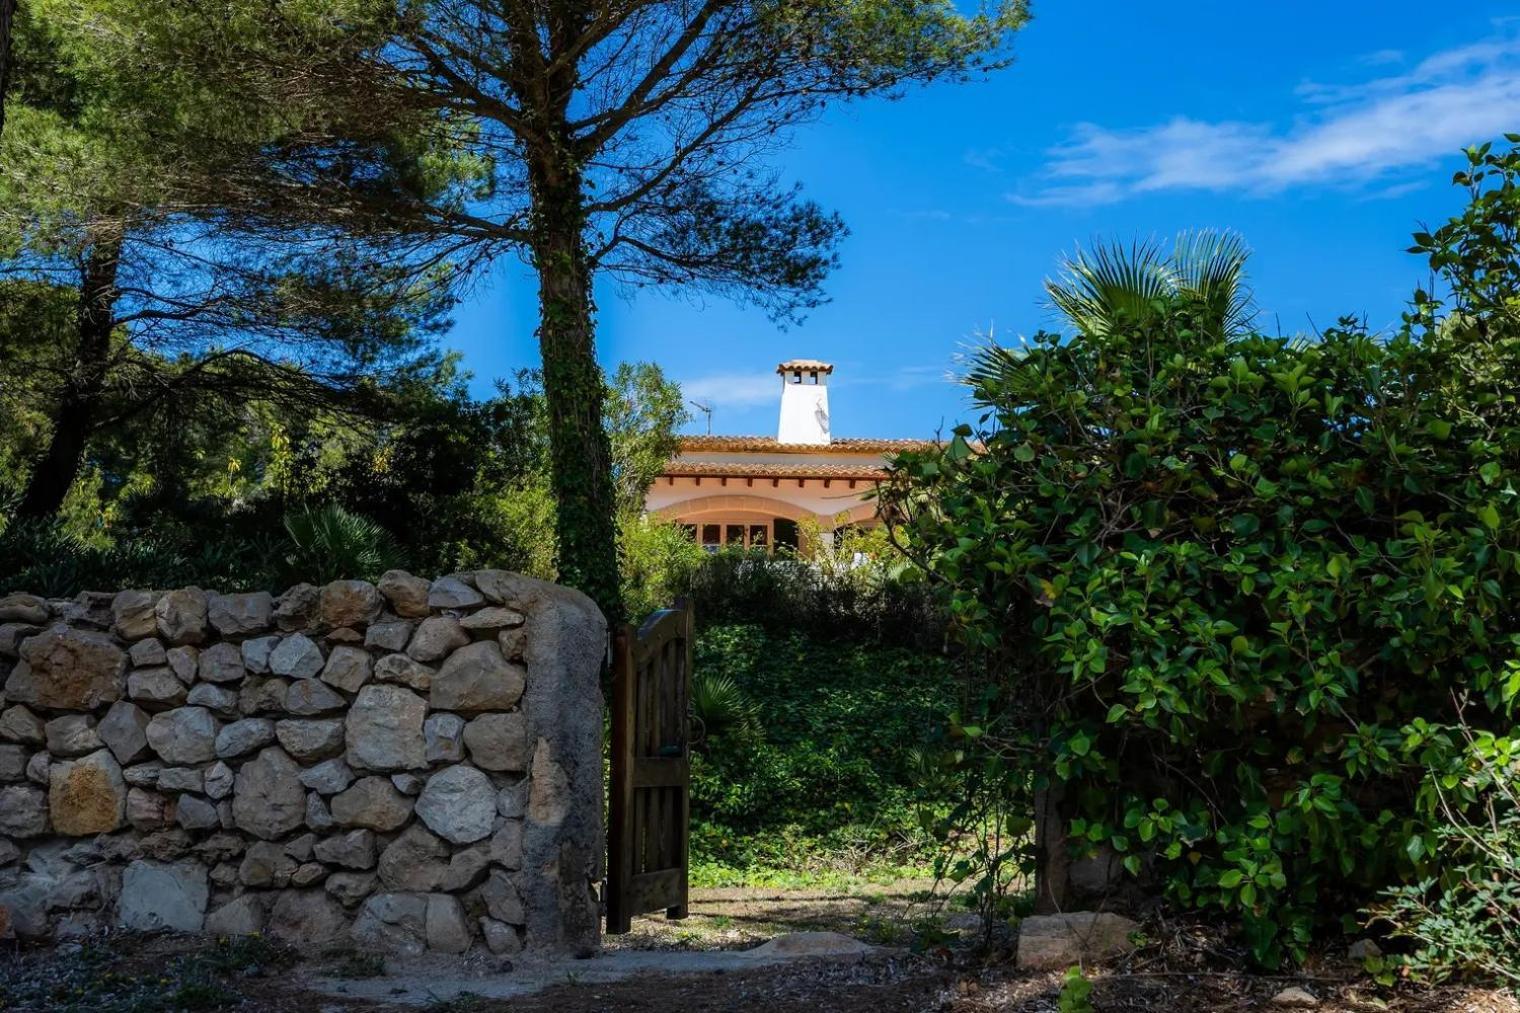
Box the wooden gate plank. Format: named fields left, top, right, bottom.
left=606, top=601, right=693, bottom=935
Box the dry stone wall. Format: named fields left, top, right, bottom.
left=0, top=570, right=606, bottom=957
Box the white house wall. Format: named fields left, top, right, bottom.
left=645, top=476, right=879, bottom=524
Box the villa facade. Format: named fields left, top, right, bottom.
left=644, top=359, right=935, bottom=552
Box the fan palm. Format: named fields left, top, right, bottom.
left=1047, top=230, right=1255, bottom=339
left=963, top=231, right=1255, bottom=407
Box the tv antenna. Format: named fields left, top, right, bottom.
left=689, top=399, right=713, bottom=435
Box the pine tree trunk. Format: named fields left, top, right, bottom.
left=0, top=0, right=15, bottom=139
left=16, top=234, right=122, bottom=519
left=527, top=151, right=623, bottom=626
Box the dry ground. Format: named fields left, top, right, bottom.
left=1, top=882, right=1515, bottom=1012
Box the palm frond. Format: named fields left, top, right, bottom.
left=1172, top=229, right=1255, bottom=335
left=1047, top=239, right=1173, bottom=337
left=963, top=342, right=1032, bottom=407
left=1045, top=231, right=1255, bottom=339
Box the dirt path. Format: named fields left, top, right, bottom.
left=604, top=878, right=939, bottom=951
left=5, top=884, right=1517, bottom=1012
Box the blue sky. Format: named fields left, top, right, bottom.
left=443, top=2, right=1520, bottom=439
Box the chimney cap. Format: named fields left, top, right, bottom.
left=776, top=359, right=834, bottom=375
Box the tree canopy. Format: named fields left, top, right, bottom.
left=65, top=0, right=1028, bottom=620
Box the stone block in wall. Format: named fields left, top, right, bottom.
left=330, top=776, right=413, bottom=832
left=460, top=607, right=525, bottom=632
left=273, top=583, right=320, bottom=632
left=43, top=715, right=101, bottom=758
left=0, top=593, right=49, bottom=625
left=0, top=743, right=27, bottom=781
left=269, top=634, right=324, bottom=680
left=462, top=713, right=530, bottom=772
left=425, top=893, right=471, bottom=953
left=186, top=683, right=238, bottom=716
left=237, top=677, right=287, bottom=716
left=205, top=892, right=268, bottom=935
left=127, top=638, right=166, bottom=667
left=166, top=646, right=198, bottom=684
left=374, top=653, right=434, bottom=691
left=326, top=871, right=376, bottom=906
left=0, top=622, right=42, bottom=658
left=127, top=667, right=186, bottom=709
left=313, top=829, right=376, bottom=869
left=197, top=643, right=246, bottom=684
left=176, top=795, right=220, bottom=830
left=429, top=576, right=484, bottom=610
left=0, top=705, right=45, bottom=745
left=57, top=591, right=115, bottom=630
left=155, top=588, right=209, bottom=646
left=351, top=891, right=428, bottom=955
left=364, top=621, right=412, bottom=653
left=111, top=590, right=159, bottom=641
left=298, top=758, right=353, bottom=795
left=267, top=888, right=349, bottom=945
left=424, top=713, right=465, bottom=763
left=0, top=784, right=47, bottom=837
left=320, top=645, right=371, bottom=693
left=231, top=747, right=306, bottom=839
left=378, top=570, right=430, bottom=618
left=118, top=859, right=207, bottom=932
left=429, top=642, right=524, bottom=713
left=241, top=635, right=279, bottom=674
left=47, top=749, right=126, bottom=836
left=377, top=824, right=449, bottom=891
left=207, top=592, right=273, bottom=638
left=407, top=617, right=469, bottom=662
left=98, top=702, right=151, bottom=765
left=6, top=626, right=125, bottom=710
left=414, top=765, right=496, bottom=844
left=344, top=685, right=426, bottom=771
left=275, top=719, right=344, bottom=764
left=146, top=708, right=219, bottom=765
left=319, top=581, right=382, bottom=630
left=285, top=680, right=346, bottom=716
left=215, top=718, right=275, bottom=760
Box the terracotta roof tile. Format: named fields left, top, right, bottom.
left=775, top=359, right=835, bottom=374
left=677, top=435, right=936, bottom=454
left=663, top=461, right=889, bottom=480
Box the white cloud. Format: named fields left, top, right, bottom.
left=1012, top=29, right=1520, bottom=206
left=677, top=371, right=778, bottom=411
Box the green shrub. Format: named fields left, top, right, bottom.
left=1372, top=724, right=1520, bottom=986
left=619, top=514, right=705, bottom=620
left=281, top=503, right=401, bottom=583
left=881, top=144, right=1520, bottom=966
left=676, top=535, right=947, bottom=650
left=689, top=623, right=959, bottom=880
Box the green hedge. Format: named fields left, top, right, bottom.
left=881, top=145, right=1520, bottom=965
left=689, top=623, right=959, bottom=883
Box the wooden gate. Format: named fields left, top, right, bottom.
left=607, top=600, right=692, bottom=934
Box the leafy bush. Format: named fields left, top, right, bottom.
left=282, top=503, right=401, bottom=583
left=689, top=623, right=959, bottom=881
left=1372, top=722, right=1520, bottom=986
left=0, top=502, right=399, bottom=595
left=881, top=145, right=1520, bottom=966
left=619, top=514, right=705, bottom=620
left=690, top=667, right=757, bottom=738
left=676, top=526, right=948, bottom=650
left=0, top=516, right=287, bottom=595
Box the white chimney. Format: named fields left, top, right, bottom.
left=776, top=359, right=832, bottom=445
